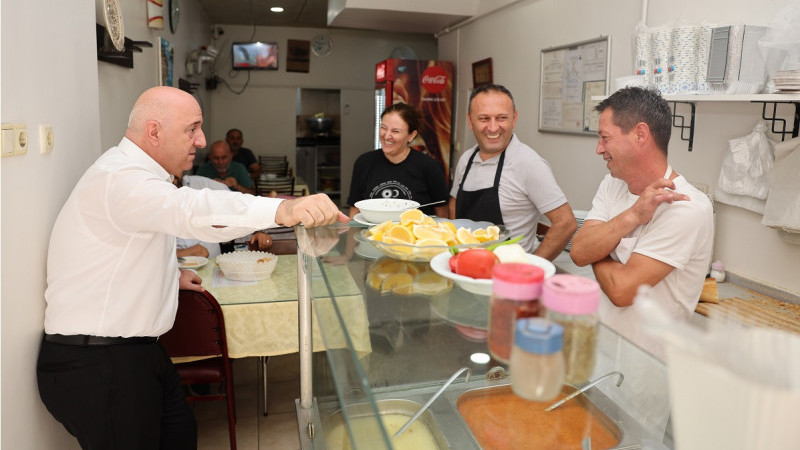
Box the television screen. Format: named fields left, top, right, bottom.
left=232, top=42, right=278, bottom=70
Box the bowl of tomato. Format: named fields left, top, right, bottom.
left=429, top=250, right=556, bottom=296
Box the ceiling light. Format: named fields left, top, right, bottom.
left=270, top=7, right=284, bottom=13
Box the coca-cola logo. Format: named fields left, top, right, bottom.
left=421, top=66, right=448, bottom=94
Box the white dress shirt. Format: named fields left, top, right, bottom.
left=45, top=138, right=282, bottom=337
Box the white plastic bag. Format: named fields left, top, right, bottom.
left=715, top=122, right=775, bottom=213
left=761, top=137, right=800, bottom=233
left=758, top=3, right=800, bottom=92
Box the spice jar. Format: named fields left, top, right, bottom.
left=541, top=274, right=600, bottom=385
left=488, top=263, right=545, bottom=364
left=510, top=317, right=564, bottom=401
left=710, top=260, right=726, bottom=282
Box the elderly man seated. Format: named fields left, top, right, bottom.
left=173, top=174, right=271, bottom=258
left=196, top=140, right=255, bottom=194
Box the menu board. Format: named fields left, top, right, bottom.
left=539, top=36, right=610, bottom=135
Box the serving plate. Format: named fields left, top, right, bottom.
left=178, top=256, right=209, bottom=269
left=429, top=251, right=556, bottom=296
left=353, top=213, right=378, bottom=227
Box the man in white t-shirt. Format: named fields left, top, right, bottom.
left=570, top=86, right=713, bottom=358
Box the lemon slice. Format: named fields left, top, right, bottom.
left=399, top=209, right=425, bottom=226
left=486, top=225, right=500, bottom=240
left=369, top=220, right=394, bottom=235
left=414, top=238, right=448, bottom=247
left=472, top=229, right=495, bottom=243
left=456, top=227, right=480, bottom=245
left=381, top=273, right=414, bottom=294
left=366, top=271, right=383, bottom=290
left=386, top=225, right=414, bottom=243
left=440, top=221, right=458, bottom=234
left=412, top=224, right=450, bottom=241
left=414, top=271, right=452, bottom=295
left=382, top=236, right=415, bottom=255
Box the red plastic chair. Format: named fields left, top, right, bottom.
left=160, top=290, right=237, bottom=449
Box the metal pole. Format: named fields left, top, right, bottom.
left=298, top=250, right=313, bottom=409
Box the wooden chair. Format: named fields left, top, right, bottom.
left=257, top=176, right=295, bottom=197
left=160, top=290, right=237, bottom=450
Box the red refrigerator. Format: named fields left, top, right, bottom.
left=374, top=59, right=455, bottom=181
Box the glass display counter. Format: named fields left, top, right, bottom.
left=294, top=225, right=674, bottom=449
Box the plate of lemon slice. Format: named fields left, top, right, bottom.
left=361, top=209, right=508, bottom=262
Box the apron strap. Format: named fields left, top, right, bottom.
left=458, top=148, right=482, bottom=192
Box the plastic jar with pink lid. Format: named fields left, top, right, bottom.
left=488, top=263, right=545, bottom=364
left=541, top=274, right=600, bottom=385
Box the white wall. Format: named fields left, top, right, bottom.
left=440, top=0, right=800, bottom=295
left=0, top=0, right=210, bottom=447
left=206, top=25, right=438, bottom=201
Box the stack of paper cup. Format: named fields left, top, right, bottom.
left=650, top=26, right=673, bottom=93
left=671, top=25, right=699, bottom=94
left=695, top=23, right=715, bottom=93
left=632, top=31, right=652, bottom=88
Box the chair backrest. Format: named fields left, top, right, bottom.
left=259, top=155, right=286, bottom=163
left=257, top=176, right=295, bottom=196
left=259, top=156, right=291, bottom=177
left=160, top=290, right=229, bottom=359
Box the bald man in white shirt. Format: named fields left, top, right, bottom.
left=37, top=86, right=348, bottom=449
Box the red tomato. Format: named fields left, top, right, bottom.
left=453, top=248, right=499, bottom=279
left=448, top=253, right=461, bottom=273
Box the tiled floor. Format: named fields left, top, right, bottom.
left=195, top=354, right=301, bottom=450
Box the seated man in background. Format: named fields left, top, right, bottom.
left=196, top=140, right=255, bottom=194
left=569, top=86, right=713, bottom=358
left=226, top=128, right=261, bottom=176
left=449, top=84, right=576, bottom=259
left=173, top=174, right=272, bottom=258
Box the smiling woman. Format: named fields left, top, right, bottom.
left=347, top=103, right=450, bottom=219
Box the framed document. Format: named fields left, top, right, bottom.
left=539, top=36, right=610, bottom=135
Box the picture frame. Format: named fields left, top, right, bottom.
left=472, top=58, right=493, bottom=88
left=158, top=37, right=174, bottom=86
left=286, top=39, right=310, bottom=73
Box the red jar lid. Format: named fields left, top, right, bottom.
left=492, top=263, right=544, bottom=300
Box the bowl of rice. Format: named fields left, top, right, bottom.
left=215, top=251, right=278, bottom=281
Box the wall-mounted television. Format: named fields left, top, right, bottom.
left=232, top=42, right=278, bottom=70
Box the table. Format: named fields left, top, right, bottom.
left=187, top=254, right=371, bottom=415
left=193, top=254, right=371, bottom=358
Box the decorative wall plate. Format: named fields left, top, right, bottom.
left=169, top=0, right=180, bottom=33
left=103, top=0, right=125, bottom=51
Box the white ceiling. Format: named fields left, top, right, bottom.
left=193, top=0, right=472, bottom=35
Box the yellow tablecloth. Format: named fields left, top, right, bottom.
left=192, top=255, right=371, bottom=358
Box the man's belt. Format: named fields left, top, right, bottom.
left=44, top=333, right=158, bottom=346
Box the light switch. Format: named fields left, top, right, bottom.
left=40, top=124, right=54, bottom=153
left=1, top=124, right=14, bottom=158
left=13, top=124, right=28, bottom=156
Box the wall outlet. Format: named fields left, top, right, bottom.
left=13, top=124, right=28, bottom=155
left=40, top=124, right=54, bottom=153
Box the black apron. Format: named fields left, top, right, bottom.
left=455, top=148, right=505, bottom=225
